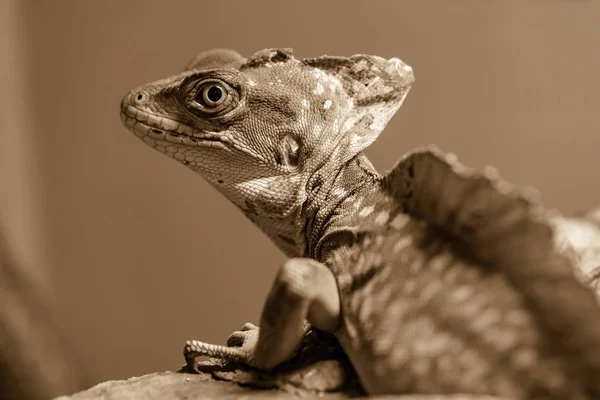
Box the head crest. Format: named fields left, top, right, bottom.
left=185, top=48, right=246, bottom=71
left=302, top=54, right=414, bottom=107
left=241, top=48, right=295, bottom=69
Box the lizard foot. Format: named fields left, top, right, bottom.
left=184, top=323, right=260, bottom=369
left=184, top=338, right=254, bottom=368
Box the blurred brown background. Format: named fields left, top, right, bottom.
left=1, top=0, right=599, bottom=394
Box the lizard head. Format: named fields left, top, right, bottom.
left=120, top=48, right=414, bottom=256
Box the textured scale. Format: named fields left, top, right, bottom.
left=120, top=48, right=600, bottom=399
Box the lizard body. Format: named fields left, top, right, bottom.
left=120, top=48, right=600, bottom=398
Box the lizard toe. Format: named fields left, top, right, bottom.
left=183, top=340, right=199, bottom=366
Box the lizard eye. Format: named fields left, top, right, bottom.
left=186, top=78, right=239, bottom=117
left=198, top=84, right=225, bottom=106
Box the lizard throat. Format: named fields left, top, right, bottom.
left=120, top=106, right=229, bottom=149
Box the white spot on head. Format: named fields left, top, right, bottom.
left=374, top=211, right=389, bottom=225
left=342, top=117, right=357, bottom=133
left=302, top=99, right=310, bottom=109
left=323, top=99, right=332, bottom=110
left=313, top=83, right=324, bottom=95
left=248, top=79, right=256, bottom=87
left=390, top=214, right=409, bottom=230
left=358, top=205, right=374, bottom=218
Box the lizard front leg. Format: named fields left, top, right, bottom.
left=184, top=258, right=341, bottom=370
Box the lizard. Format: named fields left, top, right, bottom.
left=120, top=48, right=600, bottom=398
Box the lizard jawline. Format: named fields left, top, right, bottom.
left=120, top=109, right=228, bottom=149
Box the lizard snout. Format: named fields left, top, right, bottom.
left=121, top=88, right=149, bottom=111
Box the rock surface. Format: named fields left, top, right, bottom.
left=54, top=371, right=358, bottom=400
left=55, top=330, right=364, bottom=399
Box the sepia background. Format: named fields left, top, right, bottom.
left=1, top=0, right=599, bottom=395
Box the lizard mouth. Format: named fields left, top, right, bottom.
left=120, top=105, right=229, bottom=149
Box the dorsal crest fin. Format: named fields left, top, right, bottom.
left=383, top=146, right=600, bottom=389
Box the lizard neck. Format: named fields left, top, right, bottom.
left=302, top=152, right=382, bottom=260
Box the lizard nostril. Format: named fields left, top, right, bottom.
left=134, top=92, right=147, bottom=104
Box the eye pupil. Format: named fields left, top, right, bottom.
left=206, top=86, right=223, bottom=103
left=192, top=81, right=234, bottom=112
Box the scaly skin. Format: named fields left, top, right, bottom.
left=120, top=48, right=600, bottom=398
